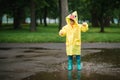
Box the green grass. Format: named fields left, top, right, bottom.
left=0, top=24, right=120, bottom=43
left=82, top=25, right=120, bottom=42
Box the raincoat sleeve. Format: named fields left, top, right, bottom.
left=80, top=22, right=88, bottom=32
left=59, top=25, right=67, bottom=37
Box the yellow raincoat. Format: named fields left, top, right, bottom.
left=59, top=11, right=88, bottom=56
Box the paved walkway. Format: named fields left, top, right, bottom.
left=0, top=43, right=120, bottom=49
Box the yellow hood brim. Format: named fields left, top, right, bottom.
left=66, top=11, right=78, bottom=26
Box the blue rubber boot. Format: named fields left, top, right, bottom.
left=68, top=56, right=73, bottom=71
left=76, top=55, right=81, bottom=70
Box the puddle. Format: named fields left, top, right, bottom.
left=22, top=70, right=120, bottom=80
left=31, top=47, right=51, bottom=50
left=22, top=71, right=77, bottom=80
left=0, top=48, right=11, bottom=50
left=82, top=48, right=120, bottom=66
left=0, top=47, right=120, bottom=80
left=0, top=47, right=53, bottom=50
left=23, top=50, right=45, bottom=53
left=16, top=55, right=25, bottom=58
left=23, top=59, right=33, bottom=61
left=24, top=50, right=34, bottom=53
left=0, top=57, right=7, bottom=59
left=21, top=48, right=120, bottom=80
left=25, top=47, right=54, bottom=50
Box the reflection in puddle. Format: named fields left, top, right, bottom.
left=68, top=71, right=81, bottom=80
left=22, top=71, right=81, bottom=80
left=68, top=71, right=72, bottom=80
left=22, top=70, right=120, bottom=80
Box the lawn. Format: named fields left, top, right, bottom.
left=0, top=24, right=120, bottom=43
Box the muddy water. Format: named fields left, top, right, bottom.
left=0, top=47, right=120, bottom=80
left=22, top=48, right=120, bottom=80
left=22, top=71, right=120, bottom=80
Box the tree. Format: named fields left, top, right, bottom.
left=10, top=0, right=28, bottom=29
left=35, top=0, right=56, bottom=26
left=0, top=15, right=2, bottom=28
left=0, top=0, right=29, bottom=29
left=0, top=0, right=8, bottom=27
left=30, top=0, right=36, bottom=32
left=88, top=0, right=120, bottom=32
left=13, top=5, right=23, bottom=29
left=0, top=12, right=3, bottom=28
left=47, top=0, right=59, bottom=24
left=42, top=0, right=58, bottom=26
left=33, top=0, right=45, bottom=25
left=68, top=0, right=90, bottom=22
left=113, top=1, right=120, bottom=26
left=59, top=0, right=68, bottom=30
left=43, top=6, right=47, bottom=26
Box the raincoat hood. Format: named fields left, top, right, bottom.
left=66, top=11, right=78, bottom=26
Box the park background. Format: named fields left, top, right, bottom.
left=0, top=0, right=120, bottom=43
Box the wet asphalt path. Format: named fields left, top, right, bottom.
left=0, top=43, right=120, bottom=80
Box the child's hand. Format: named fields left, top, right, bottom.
left=59, top=31, right=64, bottom=36
left=82, top=22, right=87, bottom=27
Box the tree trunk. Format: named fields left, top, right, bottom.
left=58, top=0, right=68, bottom=30
left=118, top=13, right=120, bottom=27
left=13, top=7, right=21, bottom=29
left=21, top=9, right=26, bottom=24
left=103, top=16, right=110, bottom=27
left=91, top=7, right=99, bottom=27
left=100, top=21, right=104, bottom=32
left=99, top=16, right=104, bottom=32
left=55, top=19, right=57, bottom=24
left=0, top=16, right=2, bottom=28
left=22, top=17, right=26, bottom=24
left=30, top=0, right=36, bottom=32
left=43, top=6, right=47, bottom=26
left=91, top=14, right=99, bottom=27
left=6, top=15, right=8, bottom=24
left=111, top=17, right=114, bottom=24
left=40, top=17, right=42, bottom=24
left=58, top=0, right=61, bottom=30
left=35, top=17, right=38, bottom=27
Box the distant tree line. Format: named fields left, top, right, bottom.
left=0, top=0, right=120, bottom=32
left=0, top=0, right=59, bottom=32
left=68, top=0, right=120, bottom=32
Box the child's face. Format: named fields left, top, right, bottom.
left=70, top=19, right=75, bottom=25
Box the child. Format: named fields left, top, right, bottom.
left=59, top=11, right=88, bottom=70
